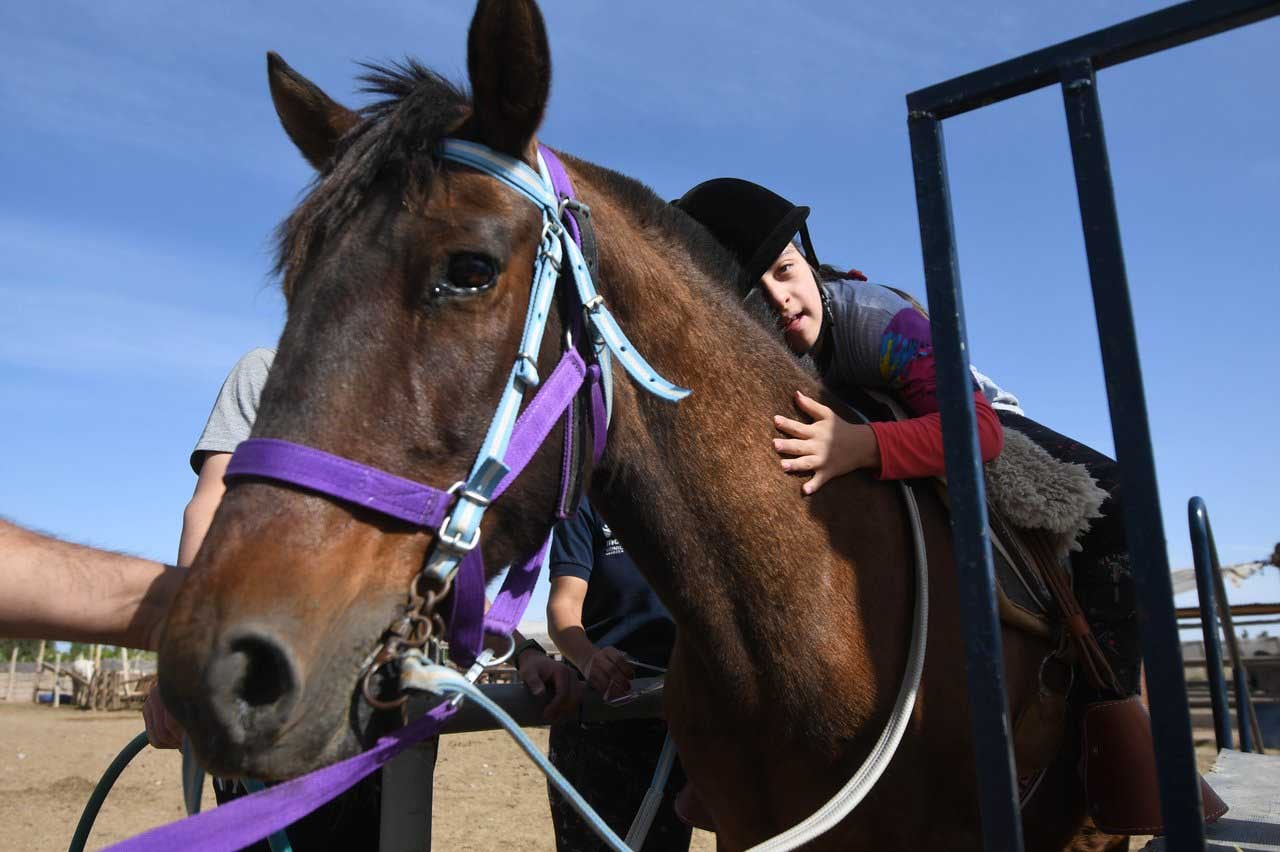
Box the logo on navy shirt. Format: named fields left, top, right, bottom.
left=600, top=522, right=625, bottom=558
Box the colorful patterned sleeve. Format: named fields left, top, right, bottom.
left=869, top=308, right=1003, bottom=479
left=877, top=307, right=935, bottom=394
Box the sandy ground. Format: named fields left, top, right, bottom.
left=0, top=701, right=716, bottom=852
left=0, top=689, right=1227, bottom=852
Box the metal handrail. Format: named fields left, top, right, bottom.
left=1189, top=498, right=1234, bottom=751
left=1188, top=497, right=1266, bottom=753
left=378, top=678, right=665, bottom=852
left=907, top=3, right=1280, bottom=847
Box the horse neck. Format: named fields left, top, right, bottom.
left=571, top=168, right=913, bottom=737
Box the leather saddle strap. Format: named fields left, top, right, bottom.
left=1018, top=526, right=1123, bottom=696
left=931, top=481, right=1123, bottom=695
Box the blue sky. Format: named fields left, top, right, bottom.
left=3, top=1, right=1276, bottom=640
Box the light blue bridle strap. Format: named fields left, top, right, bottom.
left=423, top=139, right=690, bottom=588
left=561, top=234, right=690, bottom=403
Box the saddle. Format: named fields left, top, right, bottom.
left=850, top=389, right=1227, bottom=834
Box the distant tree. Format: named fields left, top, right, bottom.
left=0, top=639, right=44, bottom=662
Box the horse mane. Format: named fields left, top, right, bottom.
left=563, top=155, right=822, bottom=377
left=273, top=60, right=470, bottom=297
left=272, top=56, right=807, bottom=378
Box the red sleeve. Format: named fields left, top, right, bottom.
left=867, top=390, right=1004, bottom=480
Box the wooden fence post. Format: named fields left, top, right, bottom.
left=4, top=647, right=17, bottom=701
left=52, top=652, right=63, bottom=708
left=31, top=640, right=46, bottom=703
left=120, top=647, right=132, bottom=695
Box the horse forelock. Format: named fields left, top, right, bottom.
left=274, top=59, right=471, bottom=299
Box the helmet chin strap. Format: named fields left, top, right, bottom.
left=807, top=281, right=835, bottom=374
left=797, top=221, right=820, bottom=269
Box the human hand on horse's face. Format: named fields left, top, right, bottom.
left=583, top=645, right=635, bottom=698
left=142, top=683, right=185, bottom=749
left=518, top=650, right=584, bottom=723
left=773, top=390, right=880, bottom=494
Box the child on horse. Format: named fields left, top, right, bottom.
left=673, top=177, right=1141, bottom=699
left=670, top=178, right=1221, bottom=835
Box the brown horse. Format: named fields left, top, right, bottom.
left=159, top=2, right=1099, bottom=848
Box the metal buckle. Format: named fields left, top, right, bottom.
left=446, top=481, right=492, bottom=508
left=540, top=216, right=564, bottom=243
left=539, top=247, right=563, bottom=274
left=558, top=196, right=590, bottom=219
left=436, top=513, right=481, bottom=554
left=514, top=352, right=541, bottom=387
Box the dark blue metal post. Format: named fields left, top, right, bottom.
left=908, top=111, right=1024, bottom=852
left=1059, top=60, right=1206, bottom=849
left=1235, top=669, right=1257, bottom=753
left=1189, top=497, right=1233, bottom=751
left=1204, top=511, right=1265, bottom=752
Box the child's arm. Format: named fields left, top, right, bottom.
left=871, top=347, right=1004, bottom=475
left=868, top=387, right=1004, bottom=480
left=774, top=343, right=1004, bottom=491
left=773, top=386, right=1002, bottom=491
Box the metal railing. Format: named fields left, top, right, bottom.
left=906, top=2, right=1280, bottom=849
left=1188, top=497, right=1266, bottom=754
left=378, top=677, right=664, bottom=852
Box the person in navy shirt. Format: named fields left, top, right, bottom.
left=545, top=499, right=690, bottom=851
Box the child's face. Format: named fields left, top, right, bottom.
left=758, top=243, right=822, bottom=353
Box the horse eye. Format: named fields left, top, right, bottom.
left=443, top=253, right=498, bottom=293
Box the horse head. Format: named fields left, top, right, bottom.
left=159, top=0, right=596, bottom=778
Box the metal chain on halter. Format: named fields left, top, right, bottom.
left=361, top=568, right=453, bottom=710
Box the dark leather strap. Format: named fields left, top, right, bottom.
left=552, top=199, right=601, bottom=520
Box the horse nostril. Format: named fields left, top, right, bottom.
left=225, top=631, right=298, bottom=711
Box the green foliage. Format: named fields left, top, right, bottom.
left=0, top=640, right=157, bottom=664
left=0, top=638, right=44, bottom=662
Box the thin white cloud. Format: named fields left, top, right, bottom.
left=0, top=214, right=282, bottom=378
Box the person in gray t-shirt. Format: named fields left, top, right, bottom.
left=178, top=347, right=275, bottom=568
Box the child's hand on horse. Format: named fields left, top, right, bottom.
left=774, top=391, right=880, bottom=494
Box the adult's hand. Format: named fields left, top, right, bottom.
left=142, top=683, right=185, bottom=749
left=583, top=645, right=634, bottom=700
left=518, top=650, right=583, bottom=723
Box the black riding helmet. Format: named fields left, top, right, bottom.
left=673, top=177, right=820, bottom=297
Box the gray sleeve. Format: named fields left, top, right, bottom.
left=823, top=280, right=913, bottom=389
left=190, top=348, right=275, bottom=473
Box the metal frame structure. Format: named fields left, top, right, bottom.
left=1188, top=497, right=1266, bottom=754
left=377, top=678, right=665, bottom=851
left=1189, top=498, right=1235, bottom=752
left=906, top=1, right=1280, bottom=849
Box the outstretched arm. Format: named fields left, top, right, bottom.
left=0, top=518, right=183, bottom=649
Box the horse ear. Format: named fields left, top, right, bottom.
left=267, top=52, right=360, bottom=171
left=466, top=0, right=551, bottom=158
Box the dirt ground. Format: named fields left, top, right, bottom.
left=0, top=697, right=1226, bottom=852
left=0, top=701, right=715, bottom=851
